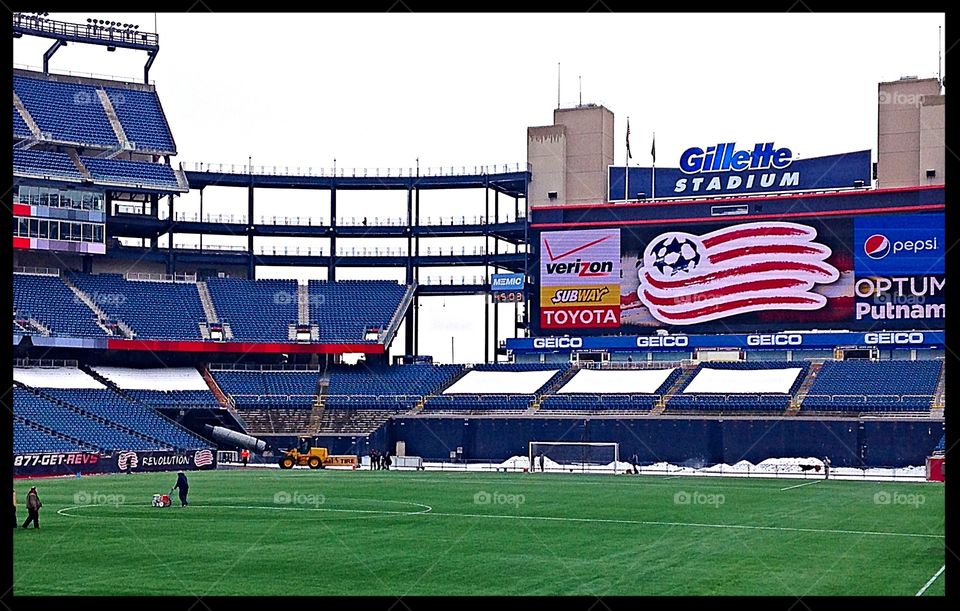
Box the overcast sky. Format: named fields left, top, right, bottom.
left=14, top=12, right=945, bottom=363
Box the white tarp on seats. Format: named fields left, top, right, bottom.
left=442, top=370, right=559, bottom=395
left=14, top=367, right=105, bottom=389
left=682, top=367, right=803, bottom=394
left=93, top=367, right=209, bottom=391
left=557, top=368, right=676, bottom=394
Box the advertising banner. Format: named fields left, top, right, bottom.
left=507, top=330, right=944, bottom=353
left=539, top=229, right=621, bottom=329
left=609, top=147, right=871, bottom=200
left=13, top=448, right=217, bottom=477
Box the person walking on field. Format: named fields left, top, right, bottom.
left=240, top=448, right=250, bottom=467
left=21, top=486, right=41, bottom=529
left=173, top=471, right=189, bottom=507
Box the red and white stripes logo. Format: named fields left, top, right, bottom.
left=637, top=222, right=839, bottom=325
left=193, top=449, right=214, bottom=467
left=117, top=451, right=139, bottom=471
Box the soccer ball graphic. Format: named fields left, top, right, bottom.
left=651, top=236, right=701, bottom=276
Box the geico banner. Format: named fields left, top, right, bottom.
left=14, top=448, right=217, bottom=477
left=508, top=330, right=944, bottom=353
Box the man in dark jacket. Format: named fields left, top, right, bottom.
left=21, top=486, right=41, bottom=529
left=173, top=472, right=189, bottom=507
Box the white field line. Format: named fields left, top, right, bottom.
left=915, top=564, right=945, bottom=596
left=780, top=480, right=823, bottom=491
left=56, top=502, right=943, bottom=540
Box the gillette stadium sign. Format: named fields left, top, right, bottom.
left=608, top=146, right=871, bottom=200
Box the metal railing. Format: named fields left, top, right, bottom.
left=324, top=394, right=424, bottom=405
left=229, top=394, right=316, bottom=404
left=125, top=272, right=197, bottom=283
left=172, top=212, right=246, bottom=224
left=173, top=243, right=248, bottom=252
left=421, top=275, right=486, bottom=286
left=13, top=266, right=60, bottom=277
left=14, top=358, right=79, bottom=369
left=12, top=15, right=159, bottom=48
left=14, top=62, right=153, bottom=85
left=578, top=361, right=682, bottom=370
left=801, top=394, right=934, bottom=404
left=182, top=161, right=530, bottom=178
left=208, top=363, right=322, bottom=372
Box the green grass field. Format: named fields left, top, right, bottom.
left=13, top=469, right=944, bottom=596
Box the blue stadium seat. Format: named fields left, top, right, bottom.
left=103, top=86, right=176, bottom=152
left=80, top=156, right=180, bottom=190
left=307, top=280, right=408, bottom=343
left=212, top=370, right=319, bottom=409
left=801, top=360, right=941, bottom=413
left=13, top=149, right=83, bottom=180
left=205, top=277, right=297, bottom=342
left=68, top=273, right=205, bottom=340
left=14, top=74, right=119, bottom=147
left=13, top=387, right=162, bottom=451
left=14, top=273, right=106, bottom=337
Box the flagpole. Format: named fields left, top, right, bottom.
left=625, top=116, right=630, bottom=202
left=651, top=131, right=656, bottom=202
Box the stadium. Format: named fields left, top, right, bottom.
left=9, top=12, right=945, bottom=598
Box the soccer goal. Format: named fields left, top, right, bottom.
left=528, top=441, right=620, bottom=474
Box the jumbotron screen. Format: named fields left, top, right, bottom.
left=534, top=212, right=944, bottom=334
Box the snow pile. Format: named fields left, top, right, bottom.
left=417, top=455, right=928, bottom=482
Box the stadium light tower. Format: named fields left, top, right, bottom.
left=12, top=13, right=160, bottom=83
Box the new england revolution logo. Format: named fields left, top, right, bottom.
left=637, top=222, right=840, bottom=325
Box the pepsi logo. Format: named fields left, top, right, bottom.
left=864, top=234, right=891, bottom=260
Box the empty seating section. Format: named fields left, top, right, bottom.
left=14, top=106, right=31, bottom=138
left=93, top=366, right=219, bottom=409
left=103, top=86, right=175, bottom=152
left=42, top=389, right=209, bottom=449
left=14, top=75, right=118, bottom=146
left=212, top=370, right=318, bottom=408
left=80, top=156, right=180, bottom=190
left=205, top=277, right=297, bottom=342
left=326, top=364, right=464, bottom=409
left=668, top=362, right=808, bottom=412
left=308, top=280, right=408, bottom=343
left=13, top=149, right=83, bottom=180
left=13, top=273, right=415, bottom=343
left=12, top=367, right=210, bottom=450
left=540, top=368, right=682, bottom=412
left=423, top=364, right=568, bottom=412
left=14, top=422, right=87, bottom=453
left=14, top=273, right=105, bottom=337
left=13, top=387, right=162, bottom=451
left=801, top=360, right=941, bottom=412
left=69, top=273, right=204, bottom=340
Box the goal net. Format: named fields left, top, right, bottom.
left=528, top=441, right=620, bottom=474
